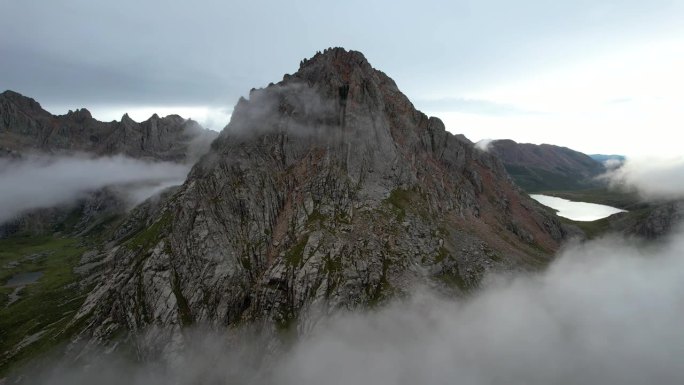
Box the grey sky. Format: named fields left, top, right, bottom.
left=1, top=0, right=683, bottom=156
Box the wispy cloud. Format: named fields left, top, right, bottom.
left=0, top=155, right=189, bottom=224
left=475, top=138, right=494, bottom=151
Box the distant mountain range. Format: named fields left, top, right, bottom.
left=486, top=139, right=606, bottom=192
left=0, top=90, right=217, bottom=163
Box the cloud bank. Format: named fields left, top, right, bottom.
left=601, top=156, right=684, bottom=200
left=0, top=155, right=189, bottom=224
left=25, top=224, right=684, bottom=385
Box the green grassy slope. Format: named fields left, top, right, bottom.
left=0, top=235, right=88, bottom=376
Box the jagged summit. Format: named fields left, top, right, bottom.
left=300, top=47, right=368, bottom=64
left=295, top=47, right=372, bottom=77
left=219, top=47, right=423, bottom=182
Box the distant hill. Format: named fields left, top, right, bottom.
left=487, top=139, right=606, bottom=192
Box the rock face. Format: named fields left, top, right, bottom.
left=72, top=48, right=569, bottom=354
left=0, top=90, right=217, bottom=163
left=488, top=139, right=605, bottom=191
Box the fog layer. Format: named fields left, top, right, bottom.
left=276, top=230, right=684, bottom=385
left=29, top=226, right=684, bottom=385
left=0, top=155, right=189, bottom=224
left=602, top=156, right=684, bottom=199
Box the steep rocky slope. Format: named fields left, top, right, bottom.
left=0, top=90, right=216, bottom=163
left=604, top=200, right=684, bottom=240
left=69, top=48, right=570, bottom=355
left=488, top=139, right=605, bottom=191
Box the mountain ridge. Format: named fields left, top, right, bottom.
left=0, top=90, right=217, bottom=163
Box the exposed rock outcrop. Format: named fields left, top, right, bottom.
left=609, top=200, right=684, bottom=240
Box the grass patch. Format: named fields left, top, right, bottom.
left=323, top=253, right=342, bottom=275
left=307, top=209, right=327, bottom=224
left=367, top=256, right=393, bottom=307
left=284, top=234, right=309, bottom=267
left=385, top=189, right=415, bottom=221
left=171, top=270, right=193, bottom=326
left=437, top=270, right=469, bottom=291
left=0, top=235, right=87, bottom=376
left=562, top=216, right=612, bottom=239
left=434, top=246, right=449, bottom=263
left=126, top=212, right=172, bottom=250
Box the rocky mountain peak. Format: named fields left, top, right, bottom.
left=69, top=49, right=570, bottom=353
left=218, top=47, right=429, bottom=195
left=65, top=108, right=93, bottom=122
left=287, top=47, right=404, bottom=113
left=295, top=47, right=373, bottom=82
left=0, top=89, right=50, bottom=117
left=121, top=112, right=135, bottom=123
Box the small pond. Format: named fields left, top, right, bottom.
left=3, top=271, right=44, bottom=288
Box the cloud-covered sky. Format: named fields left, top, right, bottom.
left=1, top=0, right=683, bottom=155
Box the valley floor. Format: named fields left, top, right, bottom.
left=0, top=235, right=89, bottom=377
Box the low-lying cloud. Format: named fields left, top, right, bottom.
left=600, top=156, right=684, bottom=200
left=475, top=138, right=494, bottom=151
left=0, top=155, right=189, bottom=224
left=25, top=224, right=684, bottom=384
left=276, top=230, right=684, bottom=385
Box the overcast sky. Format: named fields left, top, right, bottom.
left=1, top=0, right=683, bottom=157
